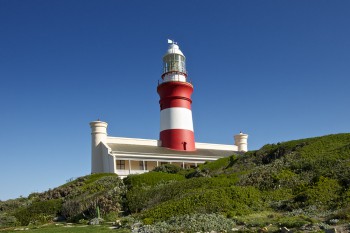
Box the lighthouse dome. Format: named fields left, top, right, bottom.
left=164, top=43, right=184, bottom=57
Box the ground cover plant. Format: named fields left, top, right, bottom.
left=1, top=173, right=124, bottom=228
left=1, top=133, right=350, bottom=232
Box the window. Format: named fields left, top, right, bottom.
left=139, top=161, right=148, bottom=170
left=116, top=160, right=125, bottom=170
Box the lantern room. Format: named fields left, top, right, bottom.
left=162, top=42, right=188, bottom=82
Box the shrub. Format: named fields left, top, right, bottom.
left=278, top=215, right=311, bottom=228
left=14, top=199, right=62, bottom=226
left=141, top=186, right=263, bottom=221
left=138, top=213, right=236, bottom=233
left=295, top=177, right=342, bottom=208
left=103, top=211, right=119, bottom=222
left=0, top=197, right=28, bottom=212
left=123, top=172, right=185, bottom=189
left=185, top=155, right=238, bottom=178
left=126, top=177, right=235, bottom=213
left=185, top=168, right=211, bottom=178
left=153, top=164, right=183, bottom=174
left=142, top=217, right=154, bottom=225
left=38, top=173, right=118, bottom=201
left=0, top=214, right=19, bottom=227
left=329, top=205, right=350, bottom=221
left=61, top=176, right=124, bottom=221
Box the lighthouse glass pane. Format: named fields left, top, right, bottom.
left=163, top=54, right=186, bottom=73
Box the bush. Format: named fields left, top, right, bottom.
left=138, top=213, right=236, bottom=233
left=278, top=216, right=311, bottom=228
left=295, top=177, right=342, bottom=208
left=123, top=172, right=185, bottom=189
left=142, top=217, right=154, bottom=225
left=14, top=199, right=62, bottom=226
left=38, top=173, right=118, bottom=201
left=153, top=164, right=184, bottom=174
left=328, top=205, right=350, bottom=221
left=126, top=177, right=235, bottom=213
left=0, top=214, right=19, bottom=227
left=103, top=211, right=119, bottom=222
left=0, top=197, right=28, bottom=212
left=141, top=186, right=263, bottom=221
left=61, top=176, right=124, bottom=221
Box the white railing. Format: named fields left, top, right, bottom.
left=116, top=169, right=149, bottom=176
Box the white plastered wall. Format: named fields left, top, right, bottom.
left=101, top=142, right=116, bottom=173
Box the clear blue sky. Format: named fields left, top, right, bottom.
left=0, top=0, right=349, bottom=200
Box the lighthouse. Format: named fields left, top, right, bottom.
left=157, top=40, right=195, bottom=151
left=89, top=40, right=249, bottom=177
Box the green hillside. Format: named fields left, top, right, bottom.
left=1, top=133, right=350, bottom=232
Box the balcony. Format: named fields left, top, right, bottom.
left=116, top=169, right=149, bottom=177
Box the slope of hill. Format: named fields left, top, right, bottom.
left=1, top=133, right=350, bottom=232
left=124, top=133, right=350, bottom=231
left=0, top=173, right=124, bottom=227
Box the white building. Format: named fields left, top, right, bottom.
left=90, top=41, right=248, bottom=178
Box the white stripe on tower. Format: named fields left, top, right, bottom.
left=160, top=107, right=194, bottom=132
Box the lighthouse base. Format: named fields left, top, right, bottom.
left=160, top=129, right=195, bottom=151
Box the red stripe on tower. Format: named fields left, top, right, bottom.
left=157, top=40, right=196, bottom=151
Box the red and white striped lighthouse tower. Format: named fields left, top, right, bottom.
left=157, top=40, right=195, bottom=151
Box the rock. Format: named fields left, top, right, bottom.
left=258, top=227, right=269, bottom=232
left=115, top=219, right=121, bottom=226
left=88, top=217, right=104, bottom=225
left=300, top=224, right=316, bottom=231
left=53, top=215, right=66, bottom=222
left=325, top=228, right=337, bottom=233
left=280, top=226, right=292, bottom=233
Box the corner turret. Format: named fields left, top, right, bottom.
left=90, top=120, right=108, bottom=173
left=234, top=132, right=248, bottom=152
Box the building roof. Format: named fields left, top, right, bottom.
left=108, top=143, right=235, bottom=162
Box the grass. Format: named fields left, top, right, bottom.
left=2, top=133, right=350, bottom=232
left=0, top=223, right=130, bottom=233
left=232, top=211, right=315, bottom=231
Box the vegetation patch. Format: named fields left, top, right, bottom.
left=1, top=133, right=350, bottom=232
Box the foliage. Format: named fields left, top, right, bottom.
left=0, top=224, right=126, bottom=232
left=139, top=213, right=236, bottom=233
left=295, top=177, right=342, bottom=208
left=14, top=199, right=63, bottom=226
left=123, top=171, right=185, bottom=189
left=2, top=133, right=350, bottom=231
left=39, top=173, right=118, bottom=200
left=0, top=197, right=28, bottom=212
left=152, top=164, right=184, bottom=174
left=60, top=175, right=124, bottom=221
left=233, top=211, right=313, bottom=229
left=1, top=173, right=125, bottom=227
left=202, top=154, right=238, bottom=171
left=0, top=213, right=19, bottom=227
left=126, top=177, right=234, bottom=213
left=185, top=155, right=238, bottom=178
left=236, top=134, right=350, bottom=208
left=329, top=205, right=350, bottom=221
left=141, top=186, right=263, bottom=221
